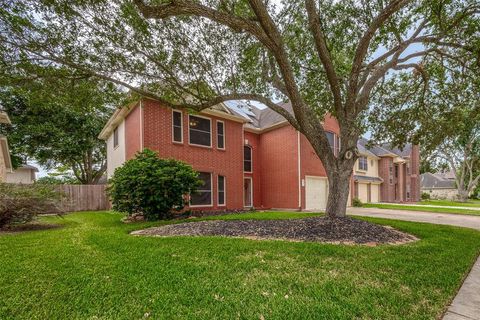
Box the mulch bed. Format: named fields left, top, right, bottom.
left=131, top=217, right=418, bottom=245
left=0, top=223, right=61, bottom=235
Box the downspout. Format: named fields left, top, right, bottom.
left=297, top=131, right=302, bottom=210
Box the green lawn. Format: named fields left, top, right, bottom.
left=418, top=199, right=480, bottom=208
left=363, top=203, right=480, bottom=216
left=1, top=211, right=480, bottom=319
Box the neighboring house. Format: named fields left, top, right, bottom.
left=5, top=164, right=38, bottom=184
left=100, top=99, right=420, bottom=211
left=421, top=172, right=458, bottom=200
left=0, top=111, right=13, bottom=183
left=352, top=138, right=421, bottom=204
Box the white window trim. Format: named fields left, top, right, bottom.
left=188, top=114, right=212, bottom=148
left=216, top=120, right=225, bottom=150
left=190, top=172, right=213, bottom=207
left=172, top=109, right=183, bottom=144
left=244, top=145, right=253, bottom=173
left=244, top=177, right=253, bottom=208
left=217, top=175, right=226, bottom=206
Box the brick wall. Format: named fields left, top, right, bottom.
left=244, top=131, right=263, bottom=208
left=142, top=99, right=245, bottom=210
left=125, top=103, right=142, bottom=160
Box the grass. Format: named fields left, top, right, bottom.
left=418, top=199, right=480, bottom=208
left=363, top=203, right=480, bottom=216
left=1, top=211, right=479, bottom=319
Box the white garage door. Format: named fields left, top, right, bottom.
left=306, top=177, right=328, bottom=210
left=358, top=183, right=369, bottom=203
left=371, top=184, right=380, bottom=203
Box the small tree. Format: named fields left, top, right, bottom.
left=108, top=149, right=202, bottom=220
left=0, top=183, right=63, bottom=228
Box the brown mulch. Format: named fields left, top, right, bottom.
left=0, top=223, right=61, bottom=235
left=131, top=217, right=418, bottom=245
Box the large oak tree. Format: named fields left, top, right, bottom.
left=1, top=0, right=479, bottom=217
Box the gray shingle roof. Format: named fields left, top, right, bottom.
left=353, top=175, right=384, bottom=183
left=421, top=172, right=456, bottom=189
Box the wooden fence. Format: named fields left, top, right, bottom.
left=58, top=184, right=110, bottom=212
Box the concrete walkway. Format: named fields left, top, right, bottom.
left=378, top=202, right=480, bottom=211
left=348, top=207, right=480, bottom=319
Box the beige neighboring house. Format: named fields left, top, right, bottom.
left=421, top=172, right=458, bottom=200
left=0, top=111, right=13, bottom=182
left=6, top=164, right=38, bottom=184
left=352, top=141, right=383, bottom=203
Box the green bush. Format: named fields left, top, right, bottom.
left=352, top=197, right=363, bottom=207
left=107, top=149, right=202, bottom=220
left=421, top=192, right=431, bottom=200
left=0, top=183, right=63, bottom=228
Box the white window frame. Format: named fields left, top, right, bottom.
left=244, top=145, right=253, bottom=173
left=190, top=172, right=213, bottom=207
left=172, top=109, right=183, bottom=144
left=188, top=114, right=212, bottom=148
left=217, top=175, right=226, bottom=206
left=244, top=177, right=253, bottom=208
left=216, top=120, right=225, bottom=150
left=358, top=156, right=368, bottom=171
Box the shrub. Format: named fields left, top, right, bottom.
left=421, top=192, right=431, bottom=200
left=352, top=197, right=363, bottom=207
left=107, top=149, right=202, bottom=220
left=0, top=183, right=64, bottom=228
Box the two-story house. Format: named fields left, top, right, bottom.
left=99, top=99, right=420, bottom=211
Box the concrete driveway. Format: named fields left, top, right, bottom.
left=348, top=207, right=480, bottom=231
left=348, top=206, right=480, bottom=320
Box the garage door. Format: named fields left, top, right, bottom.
left=358, top=183, right=368, bottom=203
left=370, top=184, right=380, bottom=203
left=306, top=177, right=328, bottom=210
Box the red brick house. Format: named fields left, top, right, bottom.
left=99, top=99, right=420, bottom=211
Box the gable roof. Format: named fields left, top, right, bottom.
left=421, top=172, right=456, bottom=189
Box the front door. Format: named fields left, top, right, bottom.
left=244, top=178, right=253, bottom=207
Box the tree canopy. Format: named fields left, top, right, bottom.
left=1, top=0, right=479, bottom=216
left=0, top=67, right=122, bottom=184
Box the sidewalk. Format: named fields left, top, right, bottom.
left=377, top=202, right=480, bottom=211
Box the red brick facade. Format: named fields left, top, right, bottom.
left=109, top=98, right=420, bottom=211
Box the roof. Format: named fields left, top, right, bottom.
left=421, top=172, right=456, bottom=189
left=353, top=175, right=384, bottom=183
left=0, top=111, right=11, bottom=124
left=357, top=137, right=413, bottom=159
left=225, top=100, right=292, bottom=131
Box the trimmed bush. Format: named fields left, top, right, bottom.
left=0, top=183, right=63, bottom=228
left=107, top=149, right=202, bottom=220
left=352, top=197, right=363, bottom=207
left=421, top=192, right=431, bottom=200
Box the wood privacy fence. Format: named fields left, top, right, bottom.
left=58, top=184, right=110, bottom=212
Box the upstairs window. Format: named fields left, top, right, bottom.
left=325, top=131, right=340, bottom=156
left=190, top=172, right=212, bottom=206
left=172, top=110, right=183, bottom=143
left=244, top=145, right=252, bottom=172
left=113, top=127, right=119, bottom=148
left=189, top=115, right=211, bottom=147
left=358, top=156, right=368, bottom=171
left=217, top=121, right=225, bottom=149
left=218, top=175, right=225, bottom=206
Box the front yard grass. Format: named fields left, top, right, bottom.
left=1, top=211, right=479, bottom=319
left=418, top=199, right=480, bottom=208
left=363, top=203, right=480, bottom=216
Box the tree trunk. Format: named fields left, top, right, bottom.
left=325, top=166, right=354, bottom=218
left=457, top=189, right=469, bottom=202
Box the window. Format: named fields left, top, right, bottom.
left=358, top=156, right=368, bottom=171
left=217, top=121, right=225, bottom=149
left=395, top=165, right=398, bottom=178
left=172, top=110, right=183, bottom=143
left=244, top=145, right=252, bottom=172
left=190, top=172, right=212, bottom=206
left=326, top=131, right=335, bottom=154
left=406, top=185, right=411, bottom=199
left=113, top=127, right=119, bottom=148
left=389, top=163, right=394, bottom=184
left=406, top=163, right=410, bottom=175
left=218, top=175, right=225, bottom=206
left=189, top=115, right=211, bottom=147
